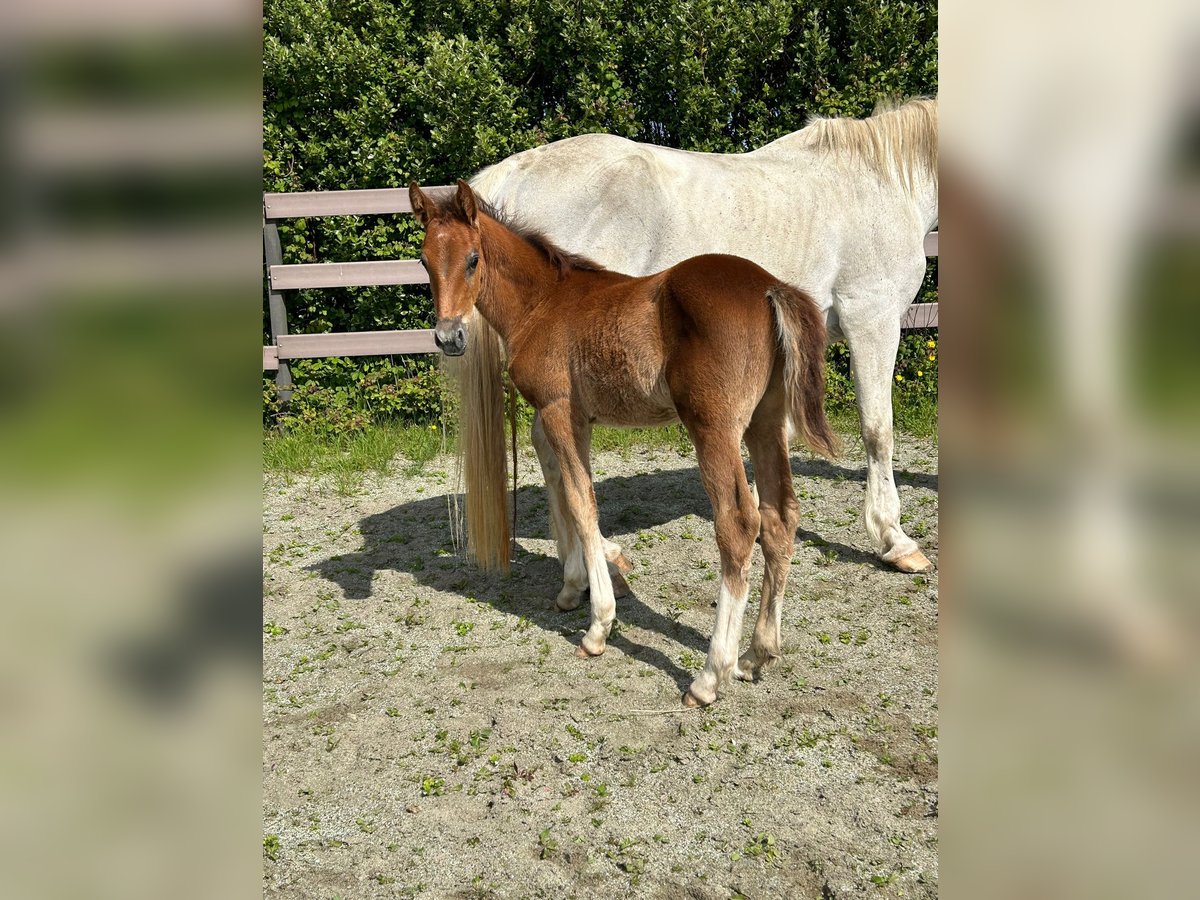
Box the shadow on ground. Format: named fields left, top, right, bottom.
left=308, top=456, right=935, bottom=689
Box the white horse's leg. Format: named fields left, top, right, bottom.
left=844, top=316, right=932, bottom=573
left=577, top=423, right=634, bottom=584
left=532, top=412, right=631, bottom=605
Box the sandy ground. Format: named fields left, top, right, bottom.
left=263, top=433, right=938, bottom=898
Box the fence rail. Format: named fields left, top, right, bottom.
left=269, top=259, right=430, bottom=291
left=276, top=329, right=438, bottom=359
left=262, top=187, right=939, bottom=383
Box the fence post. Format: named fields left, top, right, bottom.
left=263, top=217, right=293, bottom=406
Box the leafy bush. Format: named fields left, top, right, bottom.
left=263, top=0, right=938, bottom=434
left=263, top=357, right=446, bottom=436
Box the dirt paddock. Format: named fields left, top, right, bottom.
left=263, top=433, right=938, bottom=898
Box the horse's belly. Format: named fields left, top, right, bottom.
left=595, top=403, right=680, bottom=428
left=585, top=372, right=678, bottom=428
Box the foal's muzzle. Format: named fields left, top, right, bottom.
left=434, top=317, right=467, bottom=356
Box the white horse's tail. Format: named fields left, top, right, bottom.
left=451, top=313, right=510, bottom=571
left=767, top=284, right=841, bottom=459
left=448, top=167, right=524, bottom=572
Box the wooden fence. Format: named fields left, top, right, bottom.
left=263, top=187, right=939, bottom=399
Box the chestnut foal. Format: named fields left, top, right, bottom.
left=411, top=180, right=837, bottom=706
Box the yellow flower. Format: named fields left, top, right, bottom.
left=895, top=374, right=903, bottom=382
left=926, top=340, right=936, bottom=349
left=917, top=370, right=923, bottom=377
left=928, top=354, right=936, bottom=361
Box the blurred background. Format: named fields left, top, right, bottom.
left=0, top=0, right=1197, bottom=896
left=0, top=1, right=261, bottom=898
left=941, top=1, right=1200, bottom=897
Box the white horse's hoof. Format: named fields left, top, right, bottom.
left=892, top=549, right=933, bottom=574
left=610, top=569, right=632, bottom=599
left=610, top=551, right=634, bottom=574
left=555, top=589, right=582, bottom=611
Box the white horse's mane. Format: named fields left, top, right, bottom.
left=785, top=97, right=938, bottom=192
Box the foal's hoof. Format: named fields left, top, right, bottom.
left=575, top=642, right=604, bottom=659
left=682, top=676, right=718, bottom=707
left=555, top=589, right=583, bottom=611
left=892, top=549, right=933, bottom=574
left=735, top=651, right=781, bottom=683
left=610, top=552, right=634, bottom=575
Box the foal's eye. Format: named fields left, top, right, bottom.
left=465, top=251, right=479, bottom=274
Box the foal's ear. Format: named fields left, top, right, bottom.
left=408, top=181, right=431, bottom=226
left=454, top=179, right=479, bottom=226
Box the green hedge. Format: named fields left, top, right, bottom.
left=263, top=0, right=938, bottom=433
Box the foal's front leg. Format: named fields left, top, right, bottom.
left=531, top=414, right=587, bottom=610
left=537, top=405, right=618, bottom=657
left=531, top=413, right=631, bottom=611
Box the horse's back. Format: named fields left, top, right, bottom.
left=475, top=132, right=724, bottom=196
left=474, top=119, right=933, bottom=327
left=474, top=134, right=672, bottom=217
left=473, top=137, right=737, bottom=274
left=659, top=254, right=780, bottom=331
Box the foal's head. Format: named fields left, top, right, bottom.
left=409, top=179, right=484, bottom=357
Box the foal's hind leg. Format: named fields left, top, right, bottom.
left=531, top=413, right=631, bottom=610
left=681, top=421, right=761, bottom=707
left=737, top=409, right=800, bottom=682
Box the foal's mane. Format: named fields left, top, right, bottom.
left=428, top=193, right=609, bottom=278
left=798, top=97, right=937, bottom=191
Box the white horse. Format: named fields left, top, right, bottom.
left=461, top=98, right=937, bottom=593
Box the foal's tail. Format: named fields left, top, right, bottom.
left=451, top=313, right=511, bottom=571
left=766, top=284, right=841, bottom=459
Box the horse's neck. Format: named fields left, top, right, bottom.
left=475, top=217, right=561, bottom=344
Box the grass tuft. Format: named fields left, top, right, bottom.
left=264, top=421, right=445, bottom=487
left=263, top=398, right=935, bottom=479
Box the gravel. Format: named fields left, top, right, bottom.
left=263, top=432, right=938, bottom=898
